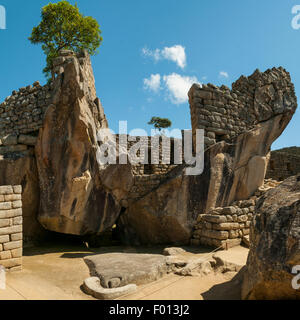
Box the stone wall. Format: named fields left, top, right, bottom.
left=266, top=151, right=300, bottom=181
left=111, top=134, right=181, bottom=205
left=191, top=179, right=281, bottom=249
left=191, top=200, right=256, bottom=249
left=0, top=81, right=51, bottom=137
left=189, top=67, right=296, bottom=149
left=0, top=185, right=22, bottom=271
left=114, top=134, right=182, bottom=176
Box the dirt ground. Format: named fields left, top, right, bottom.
left=0, top=240, right=249, bottom=300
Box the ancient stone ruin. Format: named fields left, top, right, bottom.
left=266, top=148, right=300, bottom=181
left=0, top=50, right=298, bottom=257
left=0, top=185, right=23, bottom=271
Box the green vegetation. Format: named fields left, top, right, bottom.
left=148, top=117, right=172, bottom=133
left=29, top=0, right=102, bottom=79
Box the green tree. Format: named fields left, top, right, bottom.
left=29, top=0, right=102, bottom=80
left=148, top=117, right=172, bottom=134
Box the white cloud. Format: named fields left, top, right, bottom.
left=163, top=73, right=200, bottom=105
left=219, top=71, right=229, bottom=78
left=143, top=74, right=161, bottom=93
left=142, top=45, right=187, bottom=69
left=161, top=45, right=187, bottom=69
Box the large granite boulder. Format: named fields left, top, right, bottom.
left=242, top=175, right=300, bottom=300
left=35, top=51, right=124, bottom=236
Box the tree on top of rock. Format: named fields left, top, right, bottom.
left=29, top=0, right=102, bottom=80
left=148, top=117, right=172, bottom=135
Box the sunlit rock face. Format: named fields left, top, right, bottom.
left=242, top=175, right=300, bottom=300
left=35, top=51, right=125, bottom=236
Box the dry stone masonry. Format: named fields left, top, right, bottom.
left=189, top=67, right=296, bottom=149
left=266, top=150, right=300, bottom=181
left=191, top=179, right=281, bottom=249
left=0, top=82, right=51, bottom=136
left=0, top=185, right=22, bottom=271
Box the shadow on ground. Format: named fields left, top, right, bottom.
left=201, top=268, right=246, bottom=300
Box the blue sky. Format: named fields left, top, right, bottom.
left=0, top=0, right=300, bottom=150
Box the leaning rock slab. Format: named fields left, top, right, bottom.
left=84, top=253, right=168, bottom=288
left=35, top=51, right=121, bottom=236
left=242, top=175, right=300, bottom=300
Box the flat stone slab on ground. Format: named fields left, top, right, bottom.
left=84, top=253, right=168, bottom=288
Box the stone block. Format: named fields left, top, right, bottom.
left=0, top=202, right=12, bottom=210
left=12, top=200, right=22, bottom=209
left=0, top=186, right=13, bottom=195
left=213, top=222, right=240, bottom=231
left=201, top=229, right=229, bottom=240
left=222, top=206, right=237, bottom=215
left=237, top=215, right=248, bottom=223
left=229, top=230, right=239, bottom=239
left=4, top=194, right=21, bottom=201
left=0, top=258, right=22, bottom=269
left=243, top=228, right=250, bottom=236
left=0, top=225, right=22, bottom=236
left=10, top=233, right=22, bottom=241
left=0, top=235, right=9, bottom=243
left=12, top=216, right=22, bottom=225
left=203, top=215, right=227, bottom=224
left=0, top=208, right=22, bottom=219
left=0, top=251, right=12, bottom=260
left=0, top=219, right=11, bottom=228
left=13, top=186, right=22, bottom=194
left=3, top=240, right=22, bottom=251
left=11, top=248, right=22, bottom=258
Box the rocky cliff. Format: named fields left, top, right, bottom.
left=242, top=175, right=300, bottom=300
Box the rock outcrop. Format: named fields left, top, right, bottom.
left=242, top=175, right=300, bottom=300
left=119, top=68, right=297, bottom=245
left=35, top=51, right=121, bottom=236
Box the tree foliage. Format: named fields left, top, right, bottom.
left=29, top=0, right=102, bottom=79
left=148, top=117, right=172, bottom=133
